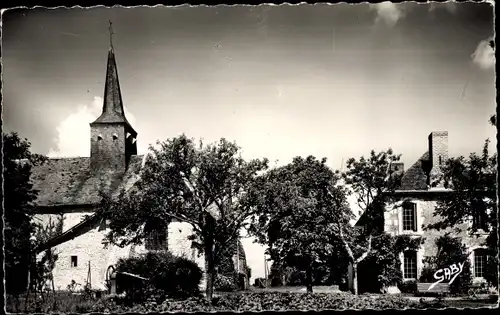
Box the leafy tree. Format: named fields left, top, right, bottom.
left=3, top=132, right=46, bottom=300
left=250, top=156, right=353, bottom=293
left=340, top=148, right=403, bottom=294
left=358, top=233, right=424, bottom=294
left=97, top=135, right=268, bottom=301
left=419, top=234, right=473, bottom=294
left=425, top=138, right=497, bottom=287
left=30, top=216, right=63, bottom=302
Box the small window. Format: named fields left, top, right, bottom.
left=403, top=251, right=417, bottom=279
left=112, top=133, right=118, bottom=140
left=474, top=249, right=488, bottom=278
left=97, top=134, right=103, bottom=141
left=71, top=256, right=78, bottom=268
left=438, top=156, right=442, bottom=165
left=402, top=202, right=417, bottom=232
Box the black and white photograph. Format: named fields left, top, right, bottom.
left=2, top=1, right=498, bottom=312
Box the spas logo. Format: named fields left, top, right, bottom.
left=428, top=262, right=465, bottom=291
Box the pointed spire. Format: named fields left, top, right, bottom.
left=91, top=22, right=134, bottom=130
left=109, top=20, right=114, bottom=51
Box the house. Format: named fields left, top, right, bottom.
left=30, top=41, right=247, bottom=291
left=351, top=131, right=491, bottom=292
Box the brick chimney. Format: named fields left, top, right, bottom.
left=428, top=131, right=448, bottom=187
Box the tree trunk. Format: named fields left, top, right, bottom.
left=205, top=246, right=215, bottom=302
left=306, top=265, right=313, bottom=293
left=203, top=212, right=216, bottom=303
left=352, top=263, right=358, bottom=296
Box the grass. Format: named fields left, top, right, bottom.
left=6, top=291, right=98, bottom=313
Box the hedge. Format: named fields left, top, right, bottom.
left=87, top=292, right=430, bottom=312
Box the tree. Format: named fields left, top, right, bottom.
left=419, top=234, right=472, bottom=294
left=425, top=138, right=497, bottom=287
left=357, top=233, right=424, bottom=294
left=97, top=135, right=268, bottom=301
left=3, top=132, right=46, bottom=300
left=340, top=148, right=403, bottom=295
left=31, top=216, right=63, bottom=302
left=249, top=156, right=353, bottom=293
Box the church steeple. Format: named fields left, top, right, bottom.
left=90, top=21, right=137, bottom=173
left=91, top=21, right=135, bottom=132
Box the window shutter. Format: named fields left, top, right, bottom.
left=412, top=203, right=418, bottom=232
left=480, top=209, right=488, bottom=231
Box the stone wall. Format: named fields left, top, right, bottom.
left=35, top=211, right=135, bottom=291
left=34, top=213, right=249, bottom=292
left=385, top=198, right=488, bottom=282
left=90, top=124, right=127, bottom=172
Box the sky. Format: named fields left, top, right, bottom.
left=2, top=2, right=496, bottom=281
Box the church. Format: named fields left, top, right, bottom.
left=30, top=38, right=247, bottom=292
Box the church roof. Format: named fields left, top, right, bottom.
left=91, top=48, right=136, bottom=135
left=31, top=155, right=144, bottom=208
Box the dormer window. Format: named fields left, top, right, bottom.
left=112, top=133, right=118, bottom=140
left=97, top=134, right=103, bottom=141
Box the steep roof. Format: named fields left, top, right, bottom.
left=397, top=151, right=431, bottom=191
left=31, top=155, right=144, bottom=208
left=91, top=48, right=136, bottom=135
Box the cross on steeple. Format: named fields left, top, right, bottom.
left=108, top=20, right=114, bottom=50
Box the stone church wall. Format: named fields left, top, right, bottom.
left=34, top=212, right=134, bottom=291
left=168, top=221, right=206, bottom=290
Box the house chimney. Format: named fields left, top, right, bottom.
left=428, top=131, right=448, bottom=187
left=390, top=162, right=404, bottom=173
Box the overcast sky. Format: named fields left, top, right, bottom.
left=2, top=2, right=496, bottom=280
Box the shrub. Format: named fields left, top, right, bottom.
left=115, top=251, right=203, bottom=300
left=419, top=260, right=436, bottom=283
left=88, top=292, right=427, bottom=312
left=214, top=274, right=237, bottom=292
left=398, top=279, right=417, bottom=294
left=287, top=270, right=306, bottom=286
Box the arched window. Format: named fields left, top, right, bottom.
left=97, top=134, right=103, bottom=141
left=403, top=250, right=417, bottom=279
left=473, top=248, right=488, bottom=278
